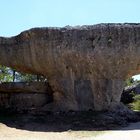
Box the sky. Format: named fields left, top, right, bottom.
left=0, top=0, right=140, bottom=79
left=0, top=0, right=140, bottom=36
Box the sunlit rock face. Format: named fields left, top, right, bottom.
left=0, top=24, right=140, bottom=111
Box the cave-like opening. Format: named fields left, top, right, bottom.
left=121, top=74, right=140, bottom=111
left=0, top=65, right=53, bottom=113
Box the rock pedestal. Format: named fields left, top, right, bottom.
left=0, top=24, right=140, bottom=111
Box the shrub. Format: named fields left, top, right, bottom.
left=130, top=95, right=140, bottom=111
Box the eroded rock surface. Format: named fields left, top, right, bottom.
left=0, top=82, right=53, bottom=111
left=0, top=82, right=50, bottom=93
left=0, top=24, right=140, bottom=111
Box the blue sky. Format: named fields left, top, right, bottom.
left=0, top=0, right=140, bottom=79
left=0, top=0, right=140, bottom=36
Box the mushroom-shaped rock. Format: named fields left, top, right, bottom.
left=0, top=24, right=140, bottom=111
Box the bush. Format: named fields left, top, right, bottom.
left=130, top=95, right=140, bottom=111
left=121, top=91, right=135, bottom=104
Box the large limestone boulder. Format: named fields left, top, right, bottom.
left=0, top=24, right=140, bottom=111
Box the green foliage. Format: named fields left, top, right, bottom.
left=130, top=95, right=140, bottom=111
left=0, top=65, right=47, bottom=82
left=133, top=94, right=140, bottom=100
left=15, top=73, right=37, bottom=82
left=125, top=77, right=135, bottom=86
left=0, top=65, right=13, bottom=82
left=16, top=73, right=47, bottom=82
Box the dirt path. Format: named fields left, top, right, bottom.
left=95, top=122, right=140, bottom=140
left=0, top=122, right=140, bottom=140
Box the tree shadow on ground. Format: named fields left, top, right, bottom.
left=0, top=110, right=140, bottom=132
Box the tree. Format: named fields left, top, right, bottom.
left=0, top=65, right=47, bottom=82
left=0, top=65, right=13, bottom=82
left=13, top=72, right=47, bottom=82
left=125, top=77, right=135, bottom=86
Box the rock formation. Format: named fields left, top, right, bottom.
left=0, top=23, right=140, bottom=111
left=0, top=82, right=52, bottom=111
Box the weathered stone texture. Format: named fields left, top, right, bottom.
left=0, top=82, right=49, bottom=93
left=0, top=82, right=52, bottom=110
left=0, top=24, right=140, bottom=111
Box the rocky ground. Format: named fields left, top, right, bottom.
left=0, top=112, right=140, bottom=140
left=0, top=109, right=139, bottom=130
left=0, top=110, right=140, bottom=140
